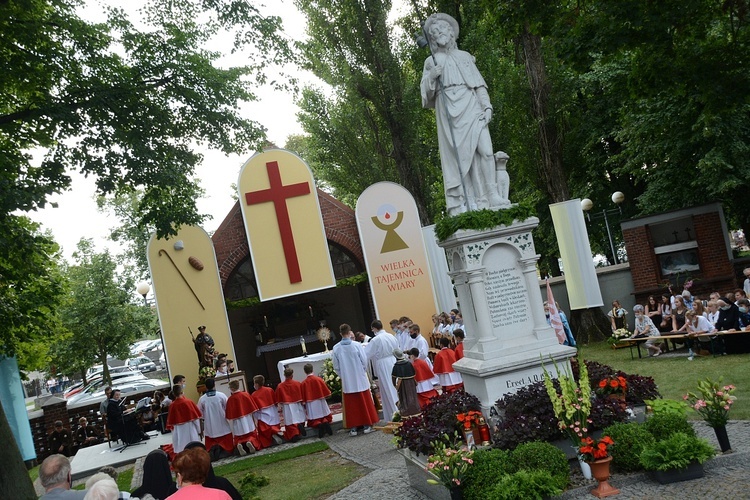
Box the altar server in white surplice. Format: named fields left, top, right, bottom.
left=198, top=377, right=234, bottom=457
left=365, top=319, right=399, bottom=421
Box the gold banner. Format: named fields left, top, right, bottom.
left=356, top=182, right=438, bottom=336
left=147, top=225, right=235, bottom=402
left=238, top=149, right=335, bottom=301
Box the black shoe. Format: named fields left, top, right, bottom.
left=325, top=423, right=333, bottom=436
left=318, top=426, right=325, bottom=439
left=298, top=424, right=307, bottom=437
left=290, top=435, right=301, bottom=443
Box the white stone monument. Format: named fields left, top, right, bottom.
left=438, top=218, right=577, bottom=411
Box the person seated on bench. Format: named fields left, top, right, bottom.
left=628, top=305, right=661, bottom=357
left=685, top=309, right=717, bottom=361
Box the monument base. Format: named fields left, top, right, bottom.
left=455, top=343, right=576, bottom=411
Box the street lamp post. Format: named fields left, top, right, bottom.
left=136, top=281, right=150, bottom=306
left=581, top=192, right=625, bottom=265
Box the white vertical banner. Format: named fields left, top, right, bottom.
left=422, top=224, right=457, bottom=314
left=549, top=199, right=604, bottom=310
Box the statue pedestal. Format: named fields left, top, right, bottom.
left=438, top=218, right=576, bottom=410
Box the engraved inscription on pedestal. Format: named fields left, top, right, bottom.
left=485, top=267, right=528, bottom=329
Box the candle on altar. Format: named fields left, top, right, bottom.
left=309, top=305, right=313, bottom=317
left=300, top=336, right=307, bottom=356
left=264, top=315, right=268, bottom=327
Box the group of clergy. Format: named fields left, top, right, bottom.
left=333, top=318, right=465, bottom=436
left=166, top=367, right=333, bottom=457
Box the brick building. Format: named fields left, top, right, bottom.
left=621, top=203, right=738, bottom=303
left=211, top=190, right=373, bottom=384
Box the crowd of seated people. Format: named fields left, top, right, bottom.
left=624, top=276, right=750, bottom=359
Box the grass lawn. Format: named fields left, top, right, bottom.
left=215, top=441, right=367, bottom=499
left=579, top=340, right=750, bottom=419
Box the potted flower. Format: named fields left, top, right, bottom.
left=426, top=435, right=474, bottom=500
left=639, top=432, right=715, bottom=484
left=684, top=378, right=736, bottom=452
left=597, top=375, right=628, bottom=411
left=456, top=410, right=483, bottom=445
left=578, top=435, right=619, bottom=498
left=608, top=328, right=632, bottom=348
left=319, top=358, right=342, bottom=403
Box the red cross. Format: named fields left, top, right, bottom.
left=245, top=161, right=310, bottom=284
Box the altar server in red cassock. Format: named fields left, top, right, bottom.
left=225, top=380, right=260, bottom=456
left=408, top=348, right=440, bottom=409
left=250, top=375, right=283, bottom=448
left=300, top=363, right=333, bottom=438
left=166, top=384, right=202, bottom=454
left=275, top=368, right=307, bottom=442
left=198, top=378, right=234, bottom=457
left=332, top=323, right=379, bottom=436
left=434, top=337, right=464, bottom=393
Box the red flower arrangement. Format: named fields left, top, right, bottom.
left=597, top=375, right=627, bottom=396
left=456, top=410, right=483, bottom=430
left=579, top=435, right=615, bottom=462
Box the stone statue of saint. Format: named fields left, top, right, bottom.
left=420, top=13, right=511, bottom=216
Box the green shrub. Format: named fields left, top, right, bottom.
left=510, top=441, right=569, bottom=490
left=643, top=412, right=695, bottom=440
left=487, top=469, right=563, bottom=500
left=602, top=422, right=655, bottom=472
left=639, top=432, right=715, bottom=471
left=463, top=448, right=515, bottom=500
left=645, top=398, right=688, bottom=416
left=239, top=471, right=270, bottom=499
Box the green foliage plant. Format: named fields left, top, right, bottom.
left=426, top=433, right=474, bottom=489
left=510, top=441, right=569, bottom=491
left=238, top=472, right=270, bottom=499
left=643, top=413, right=696, bottom=441
left=639, top=432, right=715, bottom=472
left=602, top=422, right=655, bottom=472
left=463, top=448, right=514, bottom=500
left=487, top=469, right=563, bottom=500
left=434, top=203, right=536, bottom=241
left=541, top=354, right=592, bottom=446
left=645, top=398, right=688, bottom=417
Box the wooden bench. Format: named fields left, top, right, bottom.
left=628, top=330, right=749, bottom=359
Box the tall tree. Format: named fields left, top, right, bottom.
left=295, top=0, right=441, bottom=223
left=1, top=0, right=289, bottom=494
left=56, top=240, right=155, bottom=386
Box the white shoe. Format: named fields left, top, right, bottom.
left=349, top=428, right=358, bottom=437
left=245, top=442, right=256, bottom=454
left=688, top=356, right=694, bottom=361
left=272, top=434, right=283, bottom=445
left=652, top=351, right=660, bottom=357
left=363, top=426, right=373, bottom=434
left=237, top=443, right=247, bottom=456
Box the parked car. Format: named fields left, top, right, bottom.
left=126, top=355, right=157, bottom=373
left=66, top=371, right=146, bottom=405
left=69, top=377, right=169, bottom=408
left=64, top=366, right=134, bottom=399
left=143, top=339, right=162, bottom=352
left=158, top=351, right=166, bottom=370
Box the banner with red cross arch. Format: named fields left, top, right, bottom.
left=238, top=149, right=335, bottom=301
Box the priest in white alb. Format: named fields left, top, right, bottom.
left=365, top=319, right=399, bottom=421
left=332, top=323, right=380, bottom=436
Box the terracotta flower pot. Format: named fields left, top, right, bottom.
left=587, top=456, right=620, bottom=498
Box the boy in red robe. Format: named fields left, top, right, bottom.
left=275, top=368, right=306, bottom=442
left=454, top=328, right=465, bottom=360
left=408, top=348, right=440, bottom=409
left=250, top=375, right=283, bottom=447
left=225, top=380, right=261, bottom=455
left=166, top=384, right=202, bottom=454
left=433, top=337, right=464, bottom=393
left=300, top=363, right=333, bottom=438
